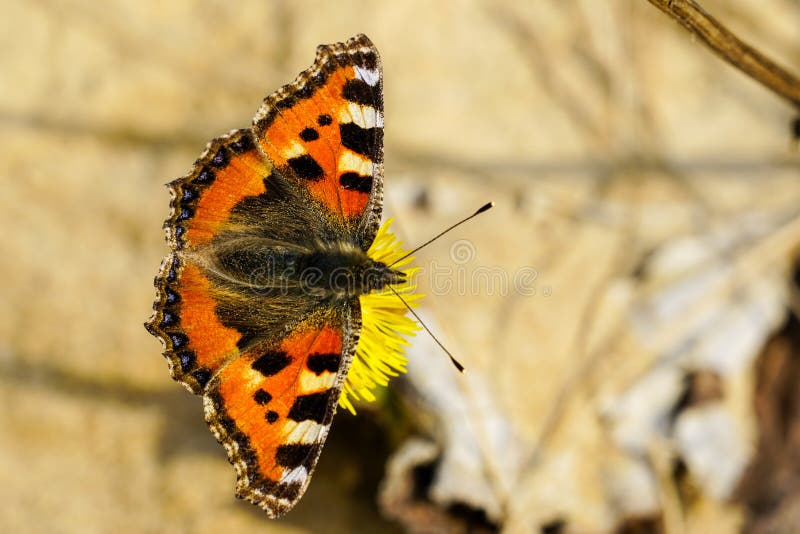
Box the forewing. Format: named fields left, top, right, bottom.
left=252, top=33, right=384, bottom=249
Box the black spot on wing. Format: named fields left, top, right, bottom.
left=177, top=350, right=196, bottom=373
left=164, top=287, right=180, bottom=305
left=306, top=353, right=341, bottom=375
left=339, top=172, right=372, bottom=194
left=229, top=132, right=255, bottom=153
left=254, top=389, right=273, bottom=405
left=342, top=79, right=378, bottom=106
left=317, top=114, right=333, bottom=126
left=266, top=410, right=279, bottom=423
left=160, top=310, right=178, bottom=328
left=170, top=333, right=188, bottom=349
left=166, top=256, right=180, bottom=282
left=287, top=154, right=324, bottom=181
left=194, top=167, right=215, bottom=185
left=287, top=390, right=332, bottom=424
left=210, top=146, right=229, bottom=168
left=252, top=350, right=292, bottom=376
left=181, top=187, right=197, bottom=202
left=192, top=368, right=211, bottom=389
left=339, top=123, right=382, bottom=160
left=176, top=206, right=194, bottom=222
left=276, top=443, right=319, bottom=468
left=299, top=127, right=319, bottom=141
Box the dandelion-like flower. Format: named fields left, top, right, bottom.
left=339, top=219, right=421, bottom=414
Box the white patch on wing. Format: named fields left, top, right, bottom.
left=245, top=366, right=267, bottom=391
left=338, top=103, right=378, bottom=129
left=281, top=465, right=308, bottom=485
left=282, top=419, right=326, bottom=444
left=280, top=140, right=306, bottom=159
left=337, top=150, right=372, bottom=176
left=299, top=369, right=337, bottom=392
left=354, top=66, right=380, bottom=86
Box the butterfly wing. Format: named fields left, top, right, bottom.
left=253, top=33, right=384, bottom=249
left=146, top=128, right=273, bottom=393
left=146, top=34, right=385, bottom=516
left=204, top=306, right=361, bottom=517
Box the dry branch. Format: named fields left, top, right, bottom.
left=645, top=0, right=800, bottom=111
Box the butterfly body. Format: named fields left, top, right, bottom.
left=146, top=35, right=419, bottom=517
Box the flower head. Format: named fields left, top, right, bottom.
left=339, top=219, right=421, bottom=414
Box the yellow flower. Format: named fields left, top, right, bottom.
left=339, top=219, right=421, bottom=414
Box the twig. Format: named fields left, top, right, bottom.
left=645, top=0, right=800, bottom=111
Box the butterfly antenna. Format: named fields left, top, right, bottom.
left=389, top=201, right=495, bottom=268
left=388, top=286, right=465, bottom=373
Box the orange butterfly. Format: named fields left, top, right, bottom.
left=146, top=34, right=419, bottom=517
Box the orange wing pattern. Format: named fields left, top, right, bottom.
left=170, top=129, right=272, bottom=250
left=146, top=34, right=384, bottom=517
left=146, top=129, right=267, bottom=392
left=204, top=312, right=359, bottom=517
left=253, top=34, right=384, bottom=246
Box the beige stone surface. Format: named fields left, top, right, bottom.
left=1, top=0, right=799, bottom=532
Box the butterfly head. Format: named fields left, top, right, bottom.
left=338, top=219, right=422, bottom=413
left=362, top=261, right=407, bottom=292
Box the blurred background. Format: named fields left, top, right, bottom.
left=2, top=1, right=800, bottom=532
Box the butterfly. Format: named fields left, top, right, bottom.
left=145, top=34, right=420, bottom=517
